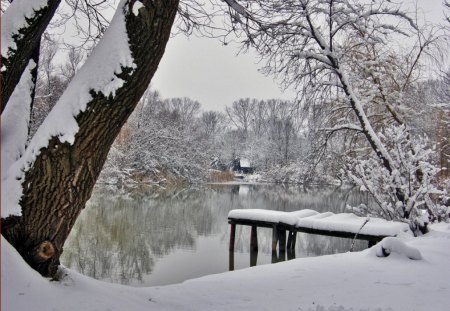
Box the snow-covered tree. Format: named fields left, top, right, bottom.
left=348, top=125, right=446, bottom=233
left=126, top=94, right=210, bottom=183
left=1, top=0, right=179, bottom=277
left=223, top=0, right=447, bottom=228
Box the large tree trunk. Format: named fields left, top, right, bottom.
left=1, top=0, right=180, bottom=277
left=1, top=0, right=61, bottom=113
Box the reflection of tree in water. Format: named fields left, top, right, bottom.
left=62, top=186, right=218, bottom=284
left=62, top=184, right=371, bottom=285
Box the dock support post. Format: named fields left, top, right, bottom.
left=278, top=228, right=286, bottom=252
left=286, top=231, right=296, bottom=250
left=272, top=225, right=279, bottom=253
left=287, top=248, right=295, bottom=260
left=250, top=250, right=258, bottom=267
left=278, top=227, right=286, bottom=262
left=229, top=251, right=234, bottom=271
left=250, top=225, right=258, bottom=252
left=229, top=223, right=236, bottom=252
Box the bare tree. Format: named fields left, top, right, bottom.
left=249, top=98, right=267, bottom=139
left=162, top=97, right=201, bottom=131
left=226, top=98, right=254, bottom=138
left=60, top=46, right=85, bottom=83
left=200, top=110, right=227, bottom=139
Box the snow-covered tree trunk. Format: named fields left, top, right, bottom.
left=1, top=0, right=179, bottom=277
left=1, top=0, right=60, bottom=113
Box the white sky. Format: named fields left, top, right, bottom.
left=152, top=0, right=448, bottom=112
left=152, top=36, right=294, bottom=112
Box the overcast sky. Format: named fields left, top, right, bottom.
left=152, top=0, right=448, bottom=112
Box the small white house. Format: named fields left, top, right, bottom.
left=240, top=158, right=251, bottom=169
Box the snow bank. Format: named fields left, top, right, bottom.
left=3, top=223, right=450, bottom=310
left=371, top=237, right=423, bottom=260
left=228, top=209, right=411, bottom=237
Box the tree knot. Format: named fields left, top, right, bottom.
left=32, top=241, right=55, bottom=262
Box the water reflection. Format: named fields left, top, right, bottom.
left=62, top=184, right=370, bottom=286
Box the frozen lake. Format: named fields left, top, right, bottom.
left=62, top=184, right=371, bottom=286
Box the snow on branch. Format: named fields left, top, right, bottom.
left=1, top=60, right=36, bottom=216
left=0, top=0, right=49, bottom=58
left=290, top=51, right=333, bottom=66
left=319, top=124, right=363, bottom=133
left=1, top=0, right=135, bottom=218
left=221, top=0, right=251, bottom=20
left=332, top=5, right=418, bottom=38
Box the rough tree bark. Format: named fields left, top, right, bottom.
left=1, top=0, right=180, bottom=277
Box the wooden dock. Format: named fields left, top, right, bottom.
left=227, top=209, right=410, bottom=269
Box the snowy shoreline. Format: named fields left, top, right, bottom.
left=2, top=222, right=450, bottom=311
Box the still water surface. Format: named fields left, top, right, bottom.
left=62, top=184, right=370, bottom=286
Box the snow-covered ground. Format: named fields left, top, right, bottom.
left=2, top=222, right=450, bottom=311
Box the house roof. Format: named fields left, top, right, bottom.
left=240, top=158, right=251, bottom=168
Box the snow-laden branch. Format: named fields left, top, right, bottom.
left=291, top=51, right=333, bottom=66
left=1, top=60, right=36, bottom=216
left=221, top=0, right=252, bottom=20
left=332, top=7, right=418, bottom=38
left=1, top=0, right=61, bottom=113
left=1, top=0, right=48, bottom=57
left=319, top=123, right=363, bottom=133
left=1, top=0, right=135, bottom=218
left=338, top=70, right=395, bottom=167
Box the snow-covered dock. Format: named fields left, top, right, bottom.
left=228, top=209, right=411, bottom=255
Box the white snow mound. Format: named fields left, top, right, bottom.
left=371, top=237, right=423, bottom=260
